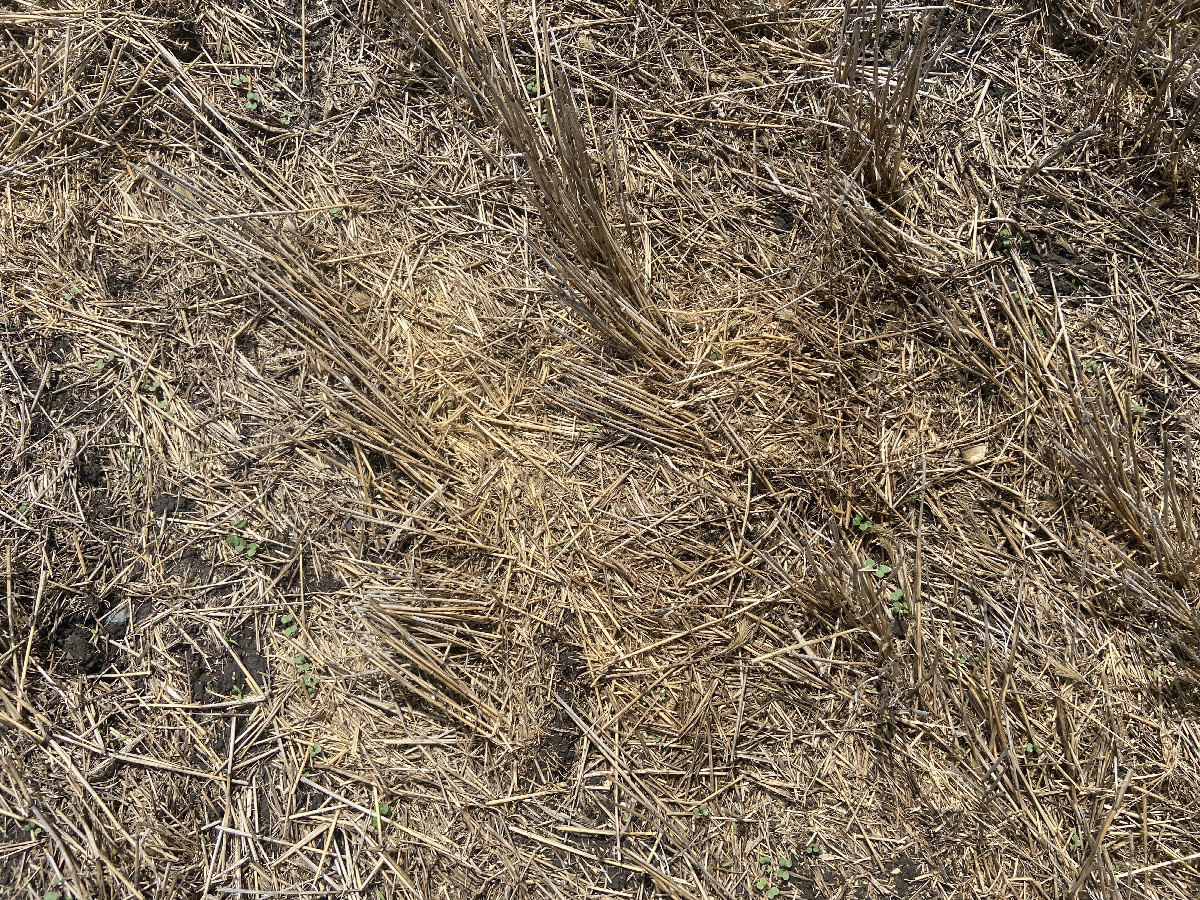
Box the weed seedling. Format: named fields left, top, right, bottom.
left=1069, top=831, right=1083, bottom=850
left=97, top=350, right=116, bottom=370
left=862, top=559, right=891, bottom=578
left=851, top=512, right=872, bottom=532
left=225, top=518, right=258, bottom=557
left=692, top=803, right=709, bottom=821
left=370, top=802, right=392, bottom=829
left=280, top=613, right=297, bottom=638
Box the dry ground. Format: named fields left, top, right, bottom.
left=2, top=0, right=1200, bottom=897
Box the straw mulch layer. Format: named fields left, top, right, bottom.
left=2, top=0, right=1199, bottom=897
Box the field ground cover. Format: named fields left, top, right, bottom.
left=2, top=0, right=1200, bottom=897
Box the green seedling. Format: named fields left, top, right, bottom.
left=804, top=841, right=821, bottom=855
left=222, top=44, right=232, bottom=58
left=21, top=821, right=42, bottom=840
left=720, top=860, right=734, bottom=870
left=1069, top=831, right=1083, bottom=849
left=862, top=559, right=891, bottom=578
left=295, top=652, right=310, bottom=673
left=1025, top=742, right=1042, bottom=757
left=97, top=350, right=116, bottom=370
left=16, top=501, right=28, bottom=515
left=851, top=512, right=872, bottom=532
left=330, top=207, right=344, bottom=221
left=225, top=533, right=258, bottom=556
left=280, top=110, right=293, bottom=125
left=302, top=672, right=318, bottom=698
left=890, top=588, right=909, bottom=614
left=692, top=804, right=709, bottom=820
left=244, top=91, right=259, bottom=111
left=64, top=285, right=82, bottom=300
left=370, top=801, right=392, bottom=829
left=45, top=891, right=61, bottom=900
left=1131, top=405, right=1146, bottom=417
left=140, top=378, right=160, bottom=393
left=1083, top=359, right=1103, bottom=375
left=998, top=226, right=1014, bottom=248
left=308, top=742, right=322, bottom=757
left=280, top=613, right=297, bottom=638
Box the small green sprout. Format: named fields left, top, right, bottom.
left=851, top=512, right=872, bottom=532
left=302, top=673, right=318, bottom=697
left=692, top=803, right=709, bottom=820
left=224, top=533, right=258, bottom=556
left=330, top=207, right=344, bottom=221
left=1132, top=405, right=1146, bottom=417
left=308, top=742, right=322, bottom=757
left=804, top=841, right=821, bottom=855
left=370, top=801, right=392, bottom=829
left=280, top=110, right=293, bottom=125
left=21, top=821, right=42, bottom=840
left=863, top=558, right=891, bottom=578
left=97, top=350, right=116, bottom=370
left=1069, top=831, right=1083, bottom=849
